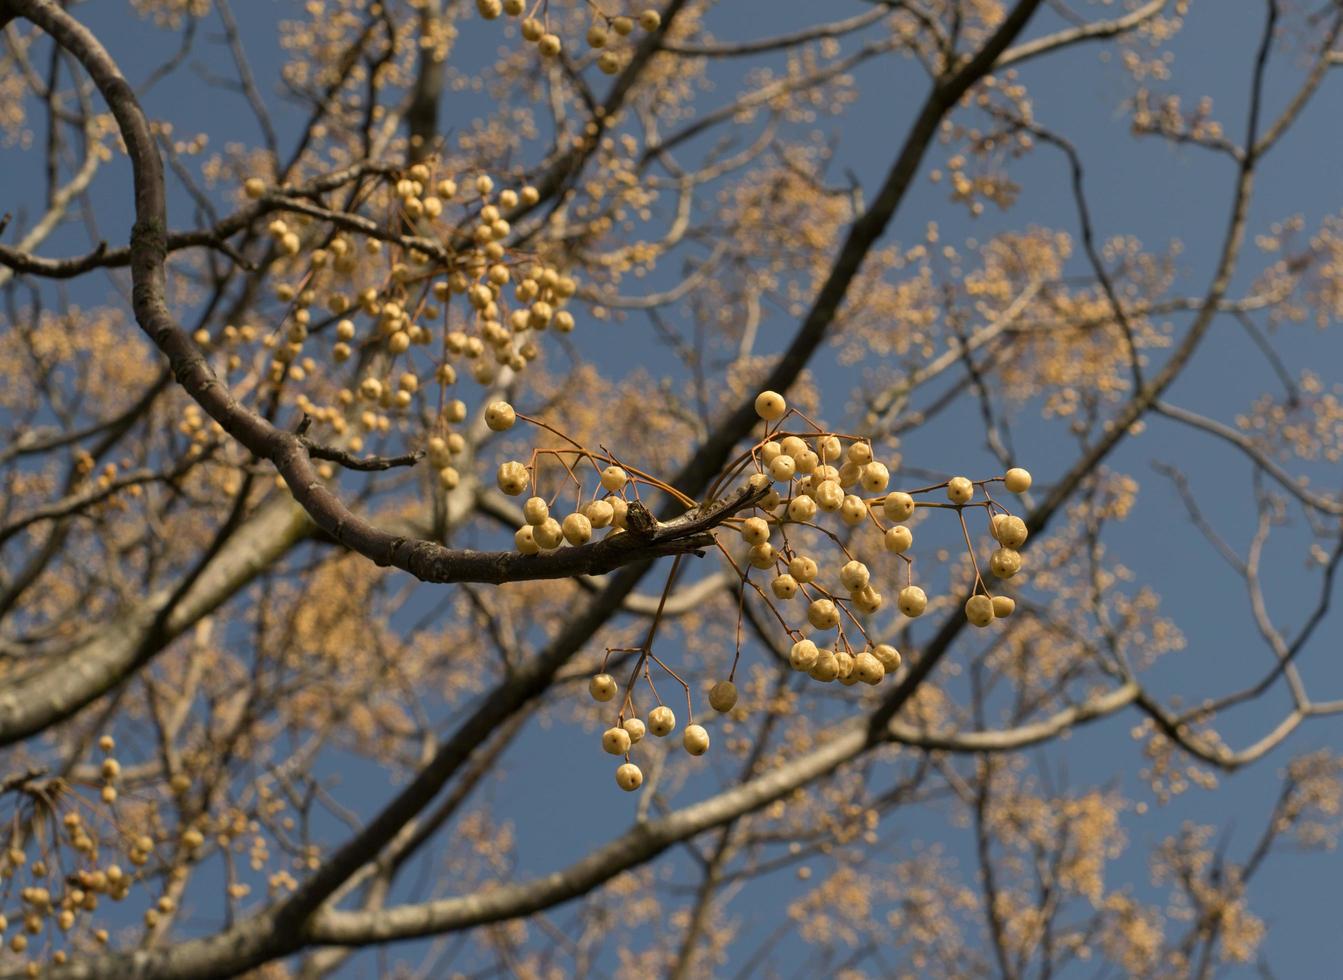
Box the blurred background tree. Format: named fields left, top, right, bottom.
left=1, top=0, right=1342, bottom=976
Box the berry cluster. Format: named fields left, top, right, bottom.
left=220, top=164, right=580, bottom=485
left=488, top=391, right=1031, bottom=791
left=489, top=401, right=691, bottom=552
left=475, top=0, right=662, bottom=73
left=587, top=668, right=709, bottom=792
left=0, top=736, right=180, bottom=965
left=704, top=392, right=1033, bottom=697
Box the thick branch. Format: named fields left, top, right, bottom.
left=0, top=495, right=311, bottom=745
left=305, top=683, right=1136, bottom=945
left=668, top=0, right=1046, bottom=501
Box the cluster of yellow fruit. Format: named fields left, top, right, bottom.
left=784, top=639, right=903, bottom=686
left=231, top=165, right=580, bottom=488
left=490, top=405, right=658, bottom=551
left=744, top=390, right=1032, bottom=640
left=0, top=736, right=153, bottom=964
left=495, top=390, right=1031, bottom=790
left=484, top=410, right=720, bottom=790
left=475, top=0, right=662, bottom=73
left=587, top=669, right=713, bottom=792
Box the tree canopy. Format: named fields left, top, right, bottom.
left=1, top=0, right=1342, bottom=976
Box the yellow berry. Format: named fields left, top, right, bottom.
left=883, top=491, right=915, bottom=522
left=847, top=442, right=873, bottom=465
left=992, top=514, right=1028, bottom=549
left=872, top=643, right=902, bottom=673
left=1004, top=467, right=1032, bottom=493
left=853, top=651, right=885, bottom=685
left=965, top=594, right=995, bottom=627
left=615, top=762, right=643, bottom=791
left=991, top=595, right=1016, bottom=618
left=708, top=681, right=738, bottom=713
left=989, top=548, right=1023, bottom=578
left=807, top=598, right=840, bottom=630
left=533, top=517, right=564, bottom=550
left=840, top=494, right=867, bottom=526
left=683, top=724, right=710, bottom=756
left=523, top=496, right=549, bottom=525
left=602, top=727, right=632, bottom=755
left=585, top=499, right=615, bottom=528
left=243, top=177, right=266, bottom=199
left=648, top=705, right=676, bottom=736
left=562, top=513, right=593, bottom=545
left=839, top=560, right=870, bottom=591
left=850, top=584, right=883, bottom=614
left=947, top=476, right=974, bottom=504
left=788, top=555, right=818, bottom=583
left=589, top=673, right=618, bottom=702
left=623, top=717, right=646, bottom=742
left=828, top=650, right=851, bottom=685
left=808, top=651, right=839, bottom=682
left=639, top=9, right=661, bottom=30
left=740, top=516, right=770, bottom=545
left=497, top=460, right=530, bottom=495
left=747, top=542, right=775, bottom=569
left=768, top=454, right=797, bottom=482
left=898, top=586, right=927, bottom=617
left=525, top=301, right=553, bottom=329
left=754, top=390, right=787, bottom=421
left=815, top=480, right=844, bottom=512
left=884, top=525, right=913, bottom=554
left=860, top=462, right=890, bottom=492
left=427, top=437, right=452, bottom=468
left=789, top=639, right=819, bottom=671
left=786, top=494, right=817, bottom=522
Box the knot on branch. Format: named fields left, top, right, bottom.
left=650, top=473, right=771, bottom=543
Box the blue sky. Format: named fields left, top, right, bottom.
left=5, top=0, right=1342, bottom=975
